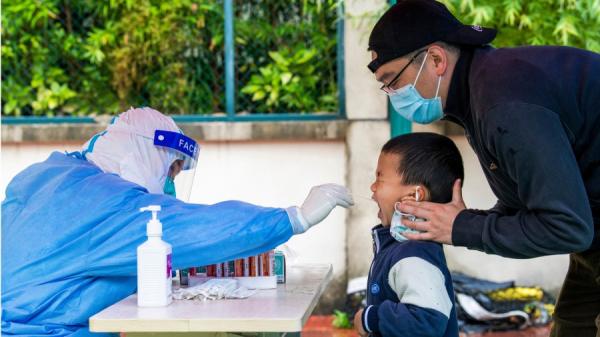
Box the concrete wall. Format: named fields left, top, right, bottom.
left=343, top=0, right=390, bottom=283
left=344, top=0, right=388, bottom=120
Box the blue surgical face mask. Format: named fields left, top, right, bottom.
left=388, top=53, right=443, bottom=124
left=389, top=189, right=427, bottom=242
left=163, top=176, right=176, bottom=197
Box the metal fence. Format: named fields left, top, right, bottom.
left=1, top=0, right=344, bottom=124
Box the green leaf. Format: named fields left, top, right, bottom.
left=281, top=72, right=293, bottom=85
left=460, top=0, right=475, bottom=13
left=553, top=16, right=580, bottom=45
left=585, top=38, right=600, bottom=53
left=438, top=0, right=457, bottom=13
left=332, top=310, right=352, bottom=329
left=469, top=5, right=494, bottom=24
left=295, top=49, right=317, bottom=64
left=503, top=0, right=522, bottom=26
left=269, top=90, right=279, bottom=104
left=241, top=85, right=259, bottom=94
left=252, top=91, right=266, bottom=101
left=269, top=51, right=288, bottom=66
left=519, top=14, right=533, bottom=30
left=48, top=97, right=58, bottom=109
left=4, top=100, right=17, bottom=115
left=259, top=67, right=272, bottom=77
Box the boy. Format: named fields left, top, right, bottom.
left=354, top=132, right=461, bottom=337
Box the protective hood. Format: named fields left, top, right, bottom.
left=83, top=107, right=189, bottom=195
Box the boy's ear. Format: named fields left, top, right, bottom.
left=415, top=185, right=429, bottom=202
left=400, top=185, right=430, bottom=202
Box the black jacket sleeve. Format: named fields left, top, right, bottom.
left=452, top=102, right=594, bottom=258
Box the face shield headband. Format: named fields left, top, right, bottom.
left=153, top=130, right=199, bottom=171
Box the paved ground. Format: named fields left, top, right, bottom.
left=302, top=316, right=552, bottom=337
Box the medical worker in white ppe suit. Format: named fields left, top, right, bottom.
left=1, top=107, right=353, bottom=337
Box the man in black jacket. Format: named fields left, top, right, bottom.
left=366, top=1, right=600, bottom=336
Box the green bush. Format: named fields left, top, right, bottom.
left=440, top=0, right=600, bottom=52
left=4, top=0, right=597, bottom=117
left=235, top=0, right=339, bottom=113
left=241, top=46, right=336, bottom=112
left=1, top=0, right=340, bottom=116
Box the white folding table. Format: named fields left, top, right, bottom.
left=90, top=264, right=333, bottom=337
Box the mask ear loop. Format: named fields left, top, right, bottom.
left=394, top=201, right=402, bottom=212
left=434, top=75, right=442, bottom=98
left=413, top=52, right=429, bottom=86
left=413, top=51, right=443, bottom=100
left=415, top=187, right=421, bottom=202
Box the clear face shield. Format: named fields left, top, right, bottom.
left=154, top=130, right=200, bottom=202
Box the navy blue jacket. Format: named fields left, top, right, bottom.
left=362, top=226, right=458, bottom=337
left=446, top=46, right=600, bottom=257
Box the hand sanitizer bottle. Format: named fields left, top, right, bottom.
left=137, top=205, right=173, bottom=307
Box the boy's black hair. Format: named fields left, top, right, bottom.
left=381, top=132, right=464, bottom=203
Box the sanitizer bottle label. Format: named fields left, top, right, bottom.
left=167, top=254, right=172, bottom=278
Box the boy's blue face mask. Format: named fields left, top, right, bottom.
left=390, top=188, right=427, bottom=242
left=388, top=52, right=443, bottom=124
left=163, top=176, right=176, bottom=197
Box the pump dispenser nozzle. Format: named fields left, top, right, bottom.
left=140, top=205, right=163, bottom=236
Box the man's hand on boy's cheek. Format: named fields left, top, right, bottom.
left=354, top=309, right=368, bottom=336
left=399, top=179, right=466, bottom=245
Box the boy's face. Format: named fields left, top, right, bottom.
left=370, top=152, right=420, bottom=226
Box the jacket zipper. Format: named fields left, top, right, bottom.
left=366, top=229, right=381, bottom=306
left=369, top=229, right=380, bottom=277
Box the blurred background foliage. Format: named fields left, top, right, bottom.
left=1, top=0, right=340, bottom=116
left=440, top=0, right=600, bottom=51
left=3, top=0, right=599, bottom=117
left=235, top=0, right=339, bottom=113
